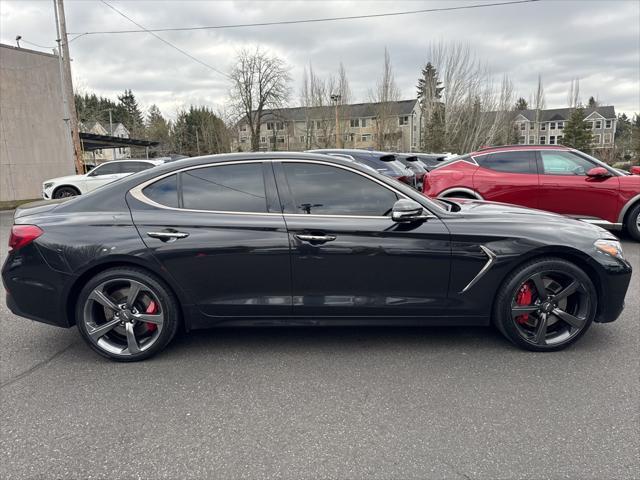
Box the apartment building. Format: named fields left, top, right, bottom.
left=513, top=106, right=616, bottom=151
left=233, top=99, right=421, bottom=152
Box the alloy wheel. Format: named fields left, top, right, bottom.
left=510, top=271, right=592, bottom=346
left=82, top=278, right=165, bottom=356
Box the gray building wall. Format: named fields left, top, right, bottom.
left=1, top=44, right=74, bottom=203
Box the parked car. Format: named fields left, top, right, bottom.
left=308, top=149, right=416, bottom=188
left=42, top=159, right=164, bottom=199
left=407, top=153, right=450, bottom=171
left=395, top=154, right=428, bottom=190
left=422, top=145, right=640, bottom=240
left=3, top=152, right=631, bottom=361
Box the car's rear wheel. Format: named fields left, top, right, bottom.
left=53, top=186, right=79, bottom=198
left=76, top=267, right=180, bottom=361
left=494, top=258, right=596, bottom=351
left=624, top=203, right=640, bottom=241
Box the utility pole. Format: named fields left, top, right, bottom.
left=54, top=0, right=84, bottom=174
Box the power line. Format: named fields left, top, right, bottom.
left=70, top=0, right=540, bottom=36
left=98, top=0, right=231, bottom=79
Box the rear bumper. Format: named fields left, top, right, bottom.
left=2, top=245, right=74, bottom=328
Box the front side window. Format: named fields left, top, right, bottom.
left=181, top=163, right=266, bottom=212
left=540, top=151, right=595, bottom=176
left=89, top=162, right=121, bottom=176
left=282, top=163, right=398, bottom=216
left=475, top=151, right=536, bottom=174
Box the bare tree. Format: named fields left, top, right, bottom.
left=370, top=48, right=400, bottom=150
left=567, top=77, right=581, bottom=109
left=229, top=47, right=292, bottom=151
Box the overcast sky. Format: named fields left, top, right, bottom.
left=1, top=0, right=639, bottom=119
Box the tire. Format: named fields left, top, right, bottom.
left=53, top=186, right=80, bottom=198
left=624, top=203, right=640, bottom=241
left=76, top=267, right=180, bottom=361
left=493, top=258, right=596, bottom=351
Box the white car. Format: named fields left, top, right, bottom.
left=42, top=159, right=164, bottom=199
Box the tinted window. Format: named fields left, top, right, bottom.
left=143, top=175, right=178, bottom=208
left=181, top=163, right=266, bottom=212
left=89, top=162, right=120, bottom=176
left=121, top=162, right=154, bottom=173
left=476, top=151, right=535, bottom=173
left=283, top=163, right=397, bottom=216
left=540, top=151, right=595, bottom=176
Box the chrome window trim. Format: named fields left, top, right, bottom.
left=129, top=158, right=436, bottom=220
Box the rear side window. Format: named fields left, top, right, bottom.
left=181, top=163, right=266, bottom=212
left=476, top=151, right=536, bottom=174
left=89, top=162, right=121, bottom=176
left=121, top=162, right=154, bottom=173
left=143, top=175, right=178, bottom=208
left=282, top=162, right=397, bottom=216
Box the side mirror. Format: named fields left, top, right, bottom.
left=586, top=167, right=611, bottom=178
left=630, top=166, right=640, bottom=176
left=391, top=199, right=428, bottom=223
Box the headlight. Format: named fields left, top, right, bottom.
left=594, top=239, right=625, bottom=260
left=43, top=182, right=54, bottom=190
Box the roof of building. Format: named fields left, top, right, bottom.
left=513, top=105, right=616, bottom=122
left=248, top=99, right=418, bottom=123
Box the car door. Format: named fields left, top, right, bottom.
left=274, top=160, right=451, bottom=318
left=128, top=160, right=292, bottom=319
left=85, top=162, right=123, bottom=192
left=537, top=150, right=621, bottom=222
left=471, top=150, right=539, bottom=208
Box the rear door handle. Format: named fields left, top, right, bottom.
left=295, top=234, right=336, bottom=244
left=147, top=230, right=190, bottom=242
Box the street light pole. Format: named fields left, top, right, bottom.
left=331, top=94, right=341, bottom=148
left=54, top=0, right=84, bottom=174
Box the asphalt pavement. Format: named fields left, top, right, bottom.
left=0, top=209, right=638, bottom=479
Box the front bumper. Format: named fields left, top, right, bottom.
left=590, top=255, right=633, bottom=323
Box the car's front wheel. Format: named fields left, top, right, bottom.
left=493, top=258, right=596, bottom=351
left=53, top=186, right=79, bottom=198
left=625, top=203, right=640, bottom=241
left=76, top=267, right=180, bottom=361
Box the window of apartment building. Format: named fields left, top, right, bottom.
left=361, top=134, right=372, bottom=142
left=518, top=136, right=526, bottom=144
left=557, top=121, right=564, bottom=130
left=361, top=118, right=368, bottom=128
left=549, top=136, right=556, bottom=145
left=529, top=135, right=535, bottom=144
left=240, top=124, right=247, bottom=132
left=549, top=122, right=556, bottom=130
left=593, top=134, right=602, bottom=144
left=277, top=137, right=285, bottom=144
left=595, top=120, right=602, bottom=129
left=540, top=123, right=546, bottom=131
left=399, top=116, right=409, bottom=126
left=316, top=120, right=322, bottom=129
left=604, top=133, right=612, bottom=144
left=276, top=122, right=284, bottom=130
left=540, top=136, right=546, bottom=145
left=557, top=135, right=563, bottom=144
left=350, top=118, right=360, bottom=128
left=260, top=136, right=266, bottom=143
left=519, top=123, right=526, bottom=131
left=299, top=135, right=306, bottom=143
left=266, top=122, right=274, bottom=130
left=605, top=120, right=612, bottom=129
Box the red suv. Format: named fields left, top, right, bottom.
left=422, top=145, right=640, bottom=240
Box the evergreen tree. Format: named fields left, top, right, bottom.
left=515, top=97, right=528, bottom=110
left=171, top=106, right=230, bottom=156
left=417, top=62, right=444, bottom=101
left=588, top=96, right=598, bottom=108
left=563, top=107, right=593, bottom=152
left=117, top=89, right=144, bottom=135
left=145, top=105, right=171, bottom=156
left=417, top=62, right=445, bottom=151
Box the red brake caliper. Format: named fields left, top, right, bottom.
left=515, top=282, right=534, bottom=325
left=145, top=300, right=158, bottom=332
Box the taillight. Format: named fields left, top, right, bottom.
left=9, top=225, right=43, bottom=251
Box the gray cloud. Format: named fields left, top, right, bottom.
left=1, top=0, right=638, bottom=118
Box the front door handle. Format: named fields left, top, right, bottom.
left=147, top=230, right=190, bottom=242
left=295, top=234, right=337, bottom=244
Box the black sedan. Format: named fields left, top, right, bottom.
left=2, top=152, right=632, bottom=361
